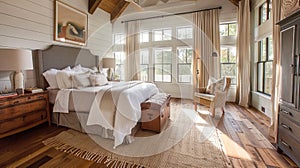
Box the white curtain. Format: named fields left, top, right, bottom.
left=193, top=9, right=220, bottom=89
left=236, top=0, right=250, bottom=107
left=269, top=0, right=282, bottom=142
left=125, top=21, right=140, bottom=81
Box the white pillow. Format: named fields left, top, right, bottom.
left=73, top=64, right=98, bottom=73
left=56, top=70, right=74, bottom=89
left=206, top=77, right=226, bottom=94
left=73, top=72, right=91, bottom=88
left=89, top=73, right=108, bottom=86
left=43, top=69, right=59, bottom=89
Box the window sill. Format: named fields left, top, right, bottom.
left=251, top=91, right=271, bottom=100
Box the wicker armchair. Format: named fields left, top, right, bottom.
left=194, top=77, right=231, bottom=117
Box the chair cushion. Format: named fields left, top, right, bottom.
left=194, top=92, right=215, bottom=101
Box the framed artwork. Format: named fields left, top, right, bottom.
left=55, top=1, right=88, bottom=46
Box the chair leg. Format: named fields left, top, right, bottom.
left=194, top=102, right=197, bottom=111
left=211, top=108, right=215, bottom=118
left=222, top=107, right=225, bottom=113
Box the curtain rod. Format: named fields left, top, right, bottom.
left=121, top=6, right=222, bottom=23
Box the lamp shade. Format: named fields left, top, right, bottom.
left=102, top=58, right=115, bottom=68
left=0, top=49, right=33, bottom=71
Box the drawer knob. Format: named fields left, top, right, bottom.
left=281, top=139, right=293, bottom=151
left=281, top=109, right=293, bottom=117
left=13, top=101, right=19, bottom=104
left=38, top=96, right=43, bottom=99
left=281, top=123, right=292, bottom=132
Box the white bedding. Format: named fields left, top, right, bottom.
left=53, top=81, right=159, bottom=148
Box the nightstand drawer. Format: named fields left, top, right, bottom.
left=0, top=100, right=47, bottom=121
left=26, top=94, right=47, bottom=102
left=0, top=110, right=47, bottom=134
left=279, top=114, right=300, bottom=140
left=0, top=97, right=27, bottom=108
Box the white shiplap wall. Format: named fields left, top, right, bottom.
left=0, top=0, right=112, bottom=92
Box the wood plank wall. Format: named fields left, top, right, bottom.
left=0, top=0, right=112, bottom=92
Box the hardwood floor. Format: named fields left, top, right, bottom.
left=0, top=99, right=297, bottom=167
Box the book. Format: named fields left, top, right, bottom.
left=25, top=88, right=43, bottom=93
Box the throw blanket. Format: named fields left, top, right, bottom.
left=53, top=81, right=159, bottom=148
left=87, top=81, right=159, bottom=148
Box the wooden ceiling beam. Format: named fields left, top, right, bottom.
left=110, top=0, right=130, bottom=21
left=228, top=0, right=239, bottom=6
left=88, top=0, right=103, bottom=14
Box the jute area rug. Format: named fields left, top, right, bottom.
left=43, top=107, right=228, bottom=168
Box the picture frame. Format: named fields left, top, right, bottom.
left=54, top=1, right=88, bottom=46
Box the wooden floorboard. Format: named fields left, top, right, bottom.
left=0, top=99, right=296, bottom=167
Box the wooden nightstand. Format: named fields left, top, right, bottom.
left=0, top=91, right=50, bottom=138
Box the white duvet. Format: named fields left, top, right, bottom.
left=53, top=81, right=159, bottom=148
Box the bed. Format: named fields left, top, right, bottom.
left=34, top=45, right=159, bottom=148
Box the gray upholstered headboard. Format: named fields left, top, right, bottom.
left=34, top=45, right=98, bottom=89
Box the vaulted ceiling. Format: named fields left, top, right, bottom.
left=88, top=0, right=240, bottom=21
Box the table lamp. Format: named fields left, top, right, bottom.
left=0, top=49, right=33, bottom=90
left=102, top=57, right=115, bottom=81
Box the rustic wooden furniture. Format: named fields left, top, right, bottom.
left=0, top=91, right=50, bottom=138
left=277, top=10, right=300, bottom=167
left=194, top=77, right=231, bottom=117
left=141, top=93, right=171, bottom=133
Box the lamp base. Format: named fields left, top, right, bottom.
left=14, top=71, right=24, bottom=90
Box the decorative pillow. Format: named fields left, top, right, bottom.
left=206, top=77, right=226, bottom=94
left=56, top=70, right=74, bottom=89
left=73, top=72, right=91, bottom=88
left=89, top=73, right=108, bottom=86
left=73, top=64, right=98, bottom=73
left=43, top=69, right=59, bottom=89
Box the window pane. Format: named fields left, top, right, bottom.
left=268, top=37, right=273, bottom=60
left=261, top=3, right=268, bottom=23
left=257, top=63, right=264, bottom=92
left=154, top=64, right=163, bottom=82
left=154, top=49, right=163, bottom=63
left=260, top=39, right=267, bottom=61
left=163, top=64, right=172, bottom=82
left=178, top=64, right=192, bottom=83
left=177, top=28, right=185, bottom=39
left=228, top=24, right=237, bottom=36
left=140, top=65, right=148, bottom=81
left=177, top=48, right=185, bottom=63
left=163, top=29, right=172, bottom=40
left=264, top=62, right=272, bottom=95
left=186, top=27, right=193, bottom=39
left=154, top=30, right=162, bottom=41
left=229, top=47, right=236, bottom=63
left=187, top=48, right=193, bottom=63
left=140, top=49, right=149, bottom=64
left=220, top=24, right=228, bottom=36
left=221, top=48, right=228, bottom=63
left=163, top=48, right=172, bottom=64
left=221, top=64, right=236, bottom=84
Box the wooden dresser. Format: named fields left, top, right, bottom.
left=277, top=10, right=300, bottom=166
left=0, top=91, right=50, bottom=138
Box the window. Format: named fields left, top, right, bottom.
left=140, top=31, right=149, bottom=43
left=259, top=0, right=272, bottom=25
left=177, top=26, right=193, bottom=40
left=113, top=33, right=125, bottom=45
left=140, top=49, right=149, bottom=81
left=257, top=36, right=273, bottom=95
left=220, top=47, right=237, bottom=84
left=153, top=28, right=172, bottom=41
left=220, top=23, right=237, bottom=36
left=114, top=52, right=125, bottom=80
left=177, top=47, right=193, bottom=83
left=154, top=48, right=172, bottom=82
